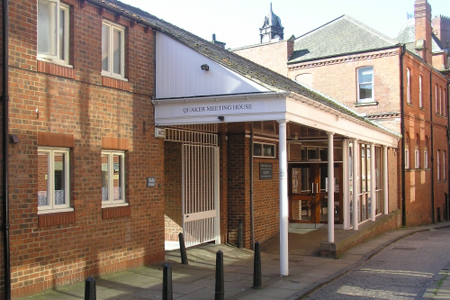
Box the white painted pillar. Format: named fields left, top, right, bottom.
left=370, top=143, right=376, bottom=221
left=343, top=139, right=350, bottom=230
left=278, top=120, right=289, bottom=276
left=383, top=145, right=389, bottom=215
left=327, top=132, right=335, bottom=242
left=352, top=139, right=359, bottom=230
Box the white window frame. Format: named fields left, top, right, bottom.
left=415, top=149, right=420, bottom=169
left=444, top=89, right=448, bottom=117
left=435, top=85, right=438, bottom=114
left=406, top=68, right=411, bottom=104
left=357, top=67, right=374, bottom=103
left=437, top=150, right=441, bottom=180
left=405, top=148, right=410, bottom=169
left=439, top=86, right=443, bottom=116
left=38, top=147, right=71, bottom=213
left=253, top=142, right=276, bottom=158
left=102, top=20, right=126, bottom=79
left=443, top=151, right=447, bottom=180
left=424, top=150, right=429, bottom=169
left=419, top=75, right=423, bottom=108
left=37, top=0, right=70, bottom=65
left=101, top=150, right=127, bottom=207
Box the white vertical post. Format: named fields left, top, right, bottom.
left=370, top=143, right=376, bottom=221
left=353, top=139, right=359, bottom=231
left=327, top=132, right=335, bottom=242
left=383, top=145, right=389, bottom=215
left=278, top=120, right=289, bottom=276
left=343, top=139, right=350, bottom=230
left=214, top=147, right=221, bottom=244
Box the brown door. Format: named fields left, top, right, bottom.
left=289, top=163, right=343, bottom=224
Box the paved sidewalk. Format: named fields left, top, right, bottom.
left=19, top=223, right=450, bottom=300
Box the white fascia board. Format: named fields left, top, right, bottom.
left=153, top=92, right=289, bottom=126
left=286, top=96, right=399, bottom=147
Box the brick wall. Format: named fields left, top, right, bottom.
left=7, top=0, right=165, bottom=297
left=234, top=41, right=291, bottom=76
left=164, top=142, right=182, bottom=242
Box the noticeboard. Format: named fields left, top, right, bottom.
left=259, top=163, right=273, bottom=179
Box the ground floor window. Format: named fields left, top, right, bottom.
left=101, top=151, right=126, bottom=206
left=38, top=147, right=71, bottom=212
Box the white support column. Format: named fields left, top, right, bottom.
left=327, top=132, right=335, bottom=242
left=370, top=143, right=376, bottom=221
left=383, top=145, right=389, bottom=215
left=343, top=139, right=350, bottom=230
left=278, top=120, right=289, bottom=276
left=353, top=139, right=359, bottom=230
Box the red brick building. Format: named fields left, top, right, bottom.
left=235, top=0, right=450, bottom=227
left=0, top=0, right=402, bottom=298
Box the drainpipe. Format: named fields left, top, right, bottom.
left=250, top=123, right=255, bottom=249
left=400, top=45, right=406, bottom=227
left=430, top=70, right=435, bottom=224
left=2, top=0, right=11, bottom=299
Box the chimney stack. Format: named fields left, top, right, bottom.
left=414, top=0, right=432, bottom=63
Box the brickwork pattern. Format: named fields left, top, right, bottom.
left=6, top=0, right=165, bottom=297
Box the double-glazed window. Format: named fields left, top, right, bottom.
left=253, top=142, right=276, bottom=158
left=38, top=147, right=71, bottom=211
left=102, top=20, right=125, bottom=79
left=37, top=0, right=70, bottom=65
left=101, top=151, right=126, bottom=205
left=357, top=67, right=374, bottom=103
left=419, top=75, right=423, bottom=108
left=406, top=68, right=411, bottom=104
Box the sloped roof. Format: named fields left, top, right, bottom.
left=88, top=0, right=399, bottom=136
left=289, top=15, right=399, bottom=64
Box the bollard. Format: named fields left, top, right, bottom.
left=84, top=277, right=96, bottom=300
left=253, top=241, right=262, bottom=289
left=178, top=232, right=188, bottom=265
left=215, top=250, right=224, bottom=300
left=238, top=220, right=243, bottom=248
left=162, top=263, right=173, bottom=300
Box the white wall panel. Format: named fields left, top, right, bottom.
left=156, top=32, right=269, bottom=99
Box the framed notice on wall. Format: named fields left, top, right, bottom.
left=260, top=163, right=273, bottom=179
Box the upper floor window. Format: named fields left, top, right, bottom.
left=38, top=147, right=71, bottom=212
left=419, top=75, right=423, bottom=108
left=102, top=20, right=125, bottom=79
left=405, top=134, right=410, bottom=169
left=437, top=150, right=441, bottom=180
left=424, top=136, right=429, bottom=169
left=435, top=84, right=438, bottom=114
left=102, top=151, right=126, bottom=206
left=406, top=68, right=411, bottom=104
left=443, top=150, right=447, bottom=180
left=357, top=67, right=374, bottom=103
left=37, top=0, right=70, bottom=65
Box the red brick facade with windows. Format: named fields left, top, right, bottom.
left=2, top=0, right=166, bottom=297
left=234, top=0, right=450, bottom=227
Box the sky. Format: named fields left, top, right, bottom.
left=119, top=0, right=450, bottom=49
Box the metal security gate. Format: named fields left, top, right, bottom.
left=182, top=144, right=220, bottom=247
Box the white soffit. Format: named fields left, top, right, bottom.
left=286, top=96, right=399, bottom=147
left=155, top=32, right=270, bottom=99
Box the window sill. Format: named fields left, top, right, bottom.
left=37, top=59, right=75, bottom=79
left=102, top=76, right=130, bottom=91
left=38, top=210, right=76, bottom=227
left=354, top=101, right=378, bottom=107
left=102, top=205, right=131, bottom=219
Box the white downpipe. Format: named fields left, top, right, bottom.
left=327, top=132, right=335, bottom=242
left=370, top=143, right=376, bottom=221
left=343, top=139, right=350, bottom=230
left=278, top=120, right=289, bottom=276
left=214, top=147, right=221, bottom=244
left=383, top=145, right=389, bottom=215
left=353, top=139, right=359, bottom=230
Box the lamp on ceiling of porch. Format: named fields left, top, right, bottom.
left=201, top=64, right=210, bottom=71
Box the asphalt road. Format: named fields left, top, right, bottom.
left=304, top=227, right=450, bottom=300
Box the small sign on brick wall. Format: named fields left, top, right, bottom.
left=147, top=177, right=156, bottom=187
left=259, top=163, right=273, bottom=179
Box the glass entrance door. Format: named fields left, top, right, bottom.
left=289, top=163, right=342, bottom=224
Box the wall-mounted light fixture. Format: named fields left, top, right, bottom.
left=201, top=64, right=210, bottom=71
left=9, top=134, right=19, bottom=144
left=218, top=116, right=224, bottom=121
